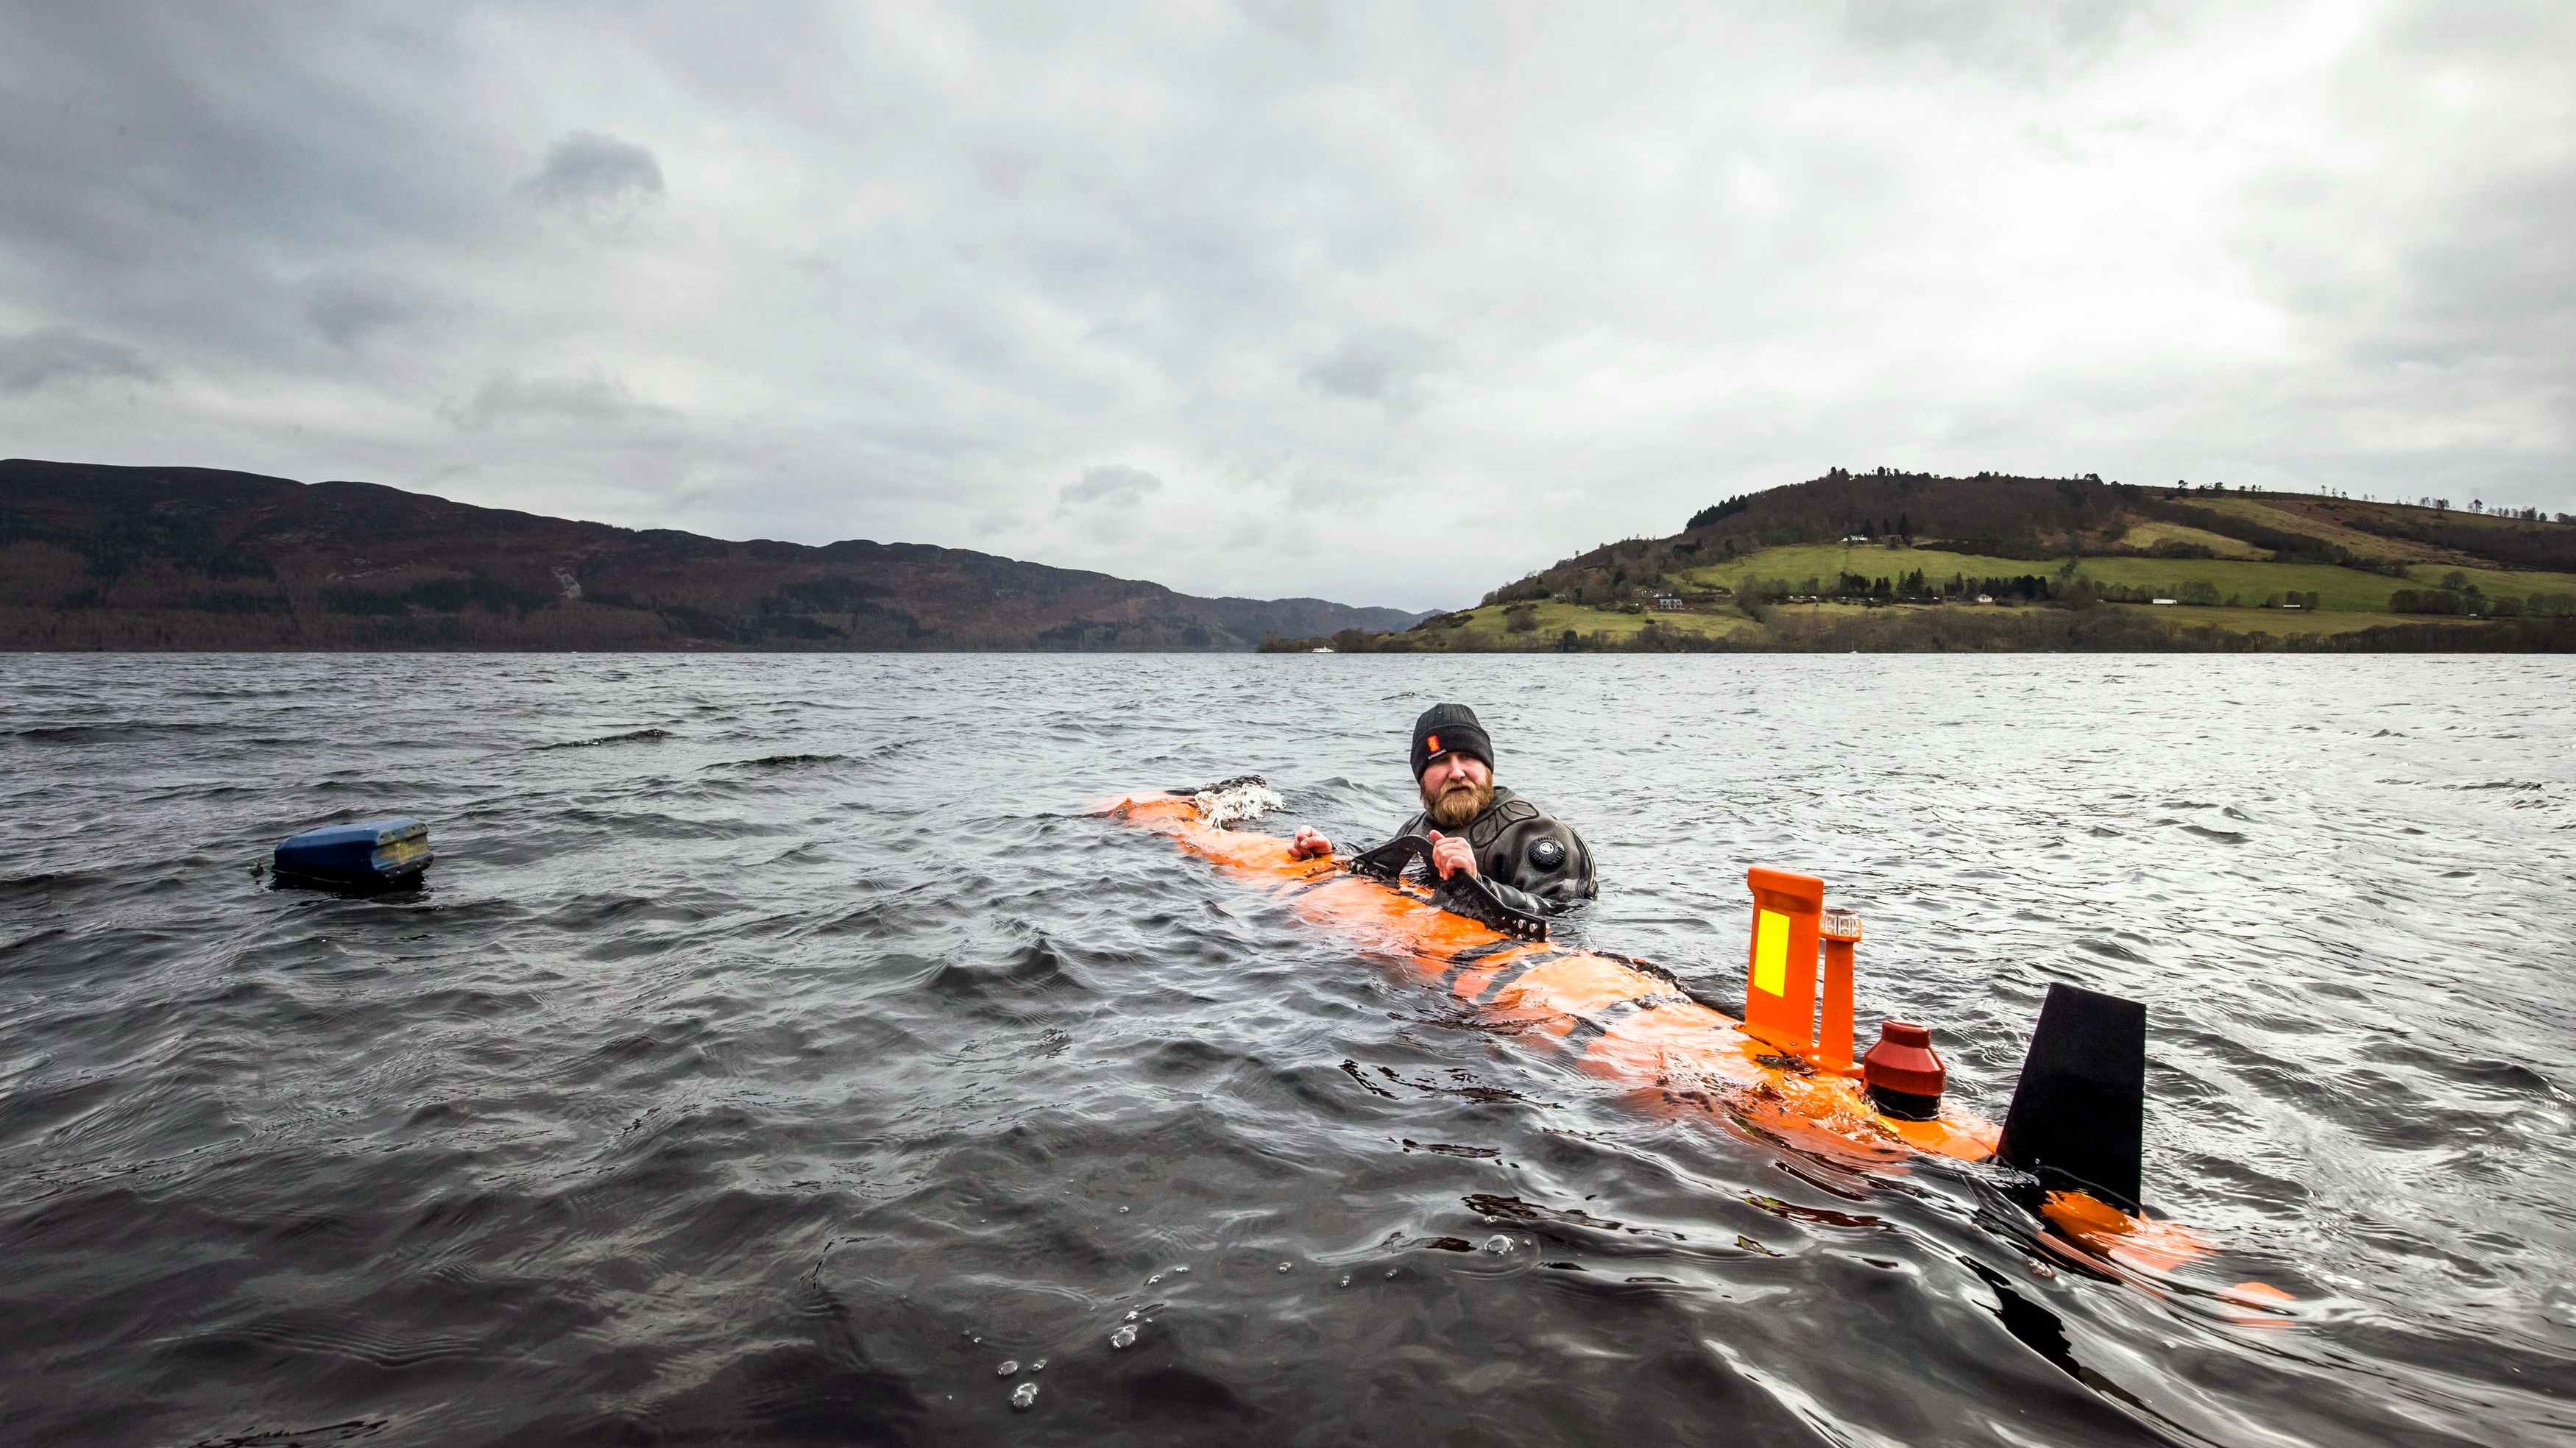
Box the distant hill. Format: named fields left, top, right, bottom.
left=1563, top=468, right=2576, bottom=589
left=1262, top=469, right=2576, bottom=653
left=0, top=460, right=1427, bottom=651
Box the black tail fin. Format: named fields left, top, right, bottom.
left=1998, top=983, right=2146, bottom=1213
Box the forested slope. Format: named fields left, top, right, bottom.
left=0, top=460, right=1423, bottom=651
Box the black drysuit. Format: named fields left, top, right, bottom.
left=1393, top=785, right=1597, bottom=918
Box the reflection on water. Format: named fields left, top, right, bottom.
left=1, top=653, right=2570, bottom=1446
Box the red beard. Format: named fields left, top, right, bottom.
left=1422, top=775, right=1493, bottom=830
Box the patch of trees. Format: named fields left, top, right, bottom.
left=323, top=572, right=554, bottom=620
left=1739, top=569, right=2055, bottom=604
left=1685, top=495, right=1754, bottom=530
left=1, top=502, right=274, bottom=587
left=1663, top=469, right=2126, bottom=558
left=185, top=590, right=291, bottom=614
left=2081, top=580, right=2228, bottom=606
left=2351, top=515, right=2576, bottom=572
left=1921, top=536, right=2057, bottom=561
left=766, top=575, right=896, bottom=612
left=2391, top=572, right=2576, bottom=618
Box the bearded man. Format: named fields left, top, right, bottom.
left=1289, top=703, right=1597, bottom=916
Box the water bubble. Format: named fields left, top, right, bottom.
left=1482, top=1235, right=1514, bottom=1254
left=1277, top=1261, right=1293, bottom=1273
left=1338, top=1275, right=1351, bottom=1288
left=1385, top=1269, right=1398, bottom=1279
left=1118, top=1206, right=1130, bottom=1213
left=1110, top=1324, right=1139, bottom=1350
left=1147, top=1274, right=1162, bottom=1285
left=1124, top=1309, right=1139, bottom=1321
left=1010, top=1381, right=1039, bottom=1411
left=1032, top=1358, right=1047, bottom=1371
left=996, top=1360, right=1019, bottom=1377
left=1172, top=1264, right=1189, bottom=1274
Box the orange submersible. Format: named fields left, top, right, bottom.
left=1101, top=776, right=2271, bottom=1299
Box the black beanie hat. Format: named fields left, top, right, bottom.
left=1409, top=703, right=1494, bottom=780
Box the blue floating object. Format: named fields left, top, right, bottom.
left=272, top=817, right=433, bottom=891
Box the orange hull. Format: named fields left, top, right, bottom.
left=1099, top=787, right=2296, bottom=1311
left=1102, top=789, right=2000, bottom=1167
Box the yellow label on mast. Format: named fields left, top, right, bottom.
left=1753, top=909, right=1790, bottom=996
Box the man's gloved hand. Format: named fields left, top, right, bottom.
left=1426, top=829, right=1479, bottom=880
left=1289, top=826, right=1334, bottom=859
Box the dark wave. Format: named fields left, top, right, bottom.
left=539, top=727, right=673, bottom=749
left=709, top=753, right=849, bottom=770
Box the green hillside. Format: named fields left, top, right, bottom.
left=1692, top=542, right=2576, bottom=614
left=1262, top=471, right=2576, bottom=653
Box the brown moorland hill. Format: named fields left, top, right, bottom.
left=0, top=460, right=1424, bottom=651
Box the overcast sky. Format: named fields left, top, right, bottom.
left=1, top=1, right=2567, bottom=610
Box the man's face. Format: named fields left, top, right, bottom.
left=1419, top=753, right=1493, bottom=829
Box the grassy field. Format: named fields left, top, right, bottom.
left=1412, top=596, right=2477, bottom=647
left=1682, top=543, right=2576, bottom=617
left=1677, top=542, right=2056, bottom=593
left=1353, top=535, right=2576, bottom=650
left=1406, top=597, right=1758, bottom=647
left=2188, top=497, right=2435, bottom=561
left=2194, top=494, right=2572, bottom=563
left=2111, top=520, right=2269, bottom=558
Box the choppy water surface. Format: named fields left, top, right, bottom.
left=3, top=653, right=2572, bottom=1447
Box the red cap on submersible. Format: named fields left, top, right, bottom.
left=1862, top=1021, right=1946, bottom=1121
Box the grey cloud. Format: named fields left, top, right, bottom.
left=0, top=9, right=495, bottom=348
left=2378, top=157, right=2573, bottom=367
left=520, top=132, right=665, bottom=213
left=1061, top=464, right=1164, bottom=507
left=1302, top=330, right=1456, bottom=405
left=442, top=372, right=650, bottom=431
left=0, top=325, right=158, bottom=394
left=302, top=271, right=438, bottom=347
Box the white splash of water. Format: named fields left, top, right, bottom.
left=1189, top=774, right=1284, bottom=826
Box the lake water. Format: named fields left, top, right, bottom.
left=2, top=653, right=2571, bottom=1446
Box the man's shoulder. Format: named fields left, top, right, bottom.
left=1470, top=787, right=1569, bottom=843
left=1490, top=786, right=1569, bottom=824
